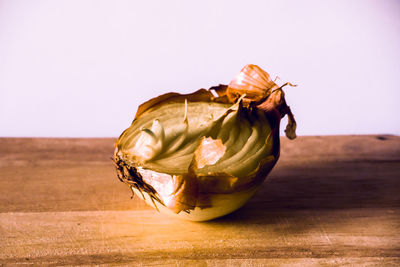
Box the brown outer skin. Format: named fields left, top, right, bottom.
left=114, top=84, right=292, bottom=214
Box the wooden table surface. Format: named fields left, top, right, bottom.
left=0, top=135, right=399, bottom=266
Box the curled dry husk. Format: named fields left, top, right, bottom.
left=114, top=64, right=296, bottom=221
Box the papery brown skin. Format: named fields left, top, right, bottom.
left=114, top=65, right=296, bottom=214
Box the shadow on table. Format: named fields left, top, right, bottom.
left=211, top=159, right=399, bottom=224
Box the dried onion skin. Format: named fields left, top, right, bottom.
left=114, top=64, right=296, bottom=221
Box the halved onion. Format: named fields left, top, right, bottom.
left=114, top=64, right=296, bottom=221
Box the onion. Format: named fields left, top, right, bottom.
left=114, top=64, right=297, bottom=221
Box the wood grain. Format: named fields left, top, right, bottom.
left=0, top=135, right=399, bottom=265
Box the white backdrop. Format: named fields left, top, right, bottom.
left=1, top=0, right=399, bottom=137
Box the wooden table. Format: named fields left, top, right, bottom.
left=0, top=136, right=399, bottom=265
